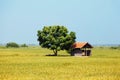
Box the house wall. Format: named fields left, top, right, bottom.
left=71, top=48, right=82, bottom=56
left=86, top=50, right=91, bottom=56
left=71, top=48, right=91, bottom=56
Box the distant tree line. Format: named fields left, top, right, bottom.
left=6, top=42, right=28, bottom=48
left=99, top=46, right=120, bottom=50
left=110, top=45, right=120, bottom=50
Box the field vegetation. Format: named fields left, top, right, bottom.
left=0, top=46, right=120, bottom=80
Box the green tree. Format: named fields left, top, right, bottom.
left=37, top=25, right=76, bottom=56
left=6, top=42, right=19, bottom=48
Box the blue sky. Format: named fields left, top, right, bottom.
left=0, top=0, right=120, bottom=44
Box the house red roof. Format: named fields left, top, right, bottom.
left=72, top=42, right=93, bottom=48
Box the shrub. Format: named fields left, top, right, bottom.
left=6, top=42, right=19, bottom=48
left=21, top=44, right=28, bottom=47
left=99, top=47, right=104, bottom=49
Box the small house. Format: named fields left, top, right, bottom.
left=71, top=42, right=93, bottom=56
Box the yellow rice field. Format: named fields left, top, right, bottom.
left=0, top=46, right=120, bottom=80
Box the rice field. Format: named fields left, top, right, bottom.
left=0, top=46, right=120, bottom=80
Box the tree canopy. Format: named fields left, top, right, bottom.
left=37, top=25, right=76, bottom=56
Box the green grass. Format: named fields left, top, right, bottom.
left=0, top=46, right=120, bottom=80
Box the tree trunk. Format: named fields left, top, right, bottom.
left=53, top=49, right=58, bottom=56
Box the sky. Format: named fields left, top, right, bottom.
left=0, top=0, right=120, bottom=45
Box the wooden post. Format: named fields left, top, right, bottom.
left=85, top=48, right=86, bottom=56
